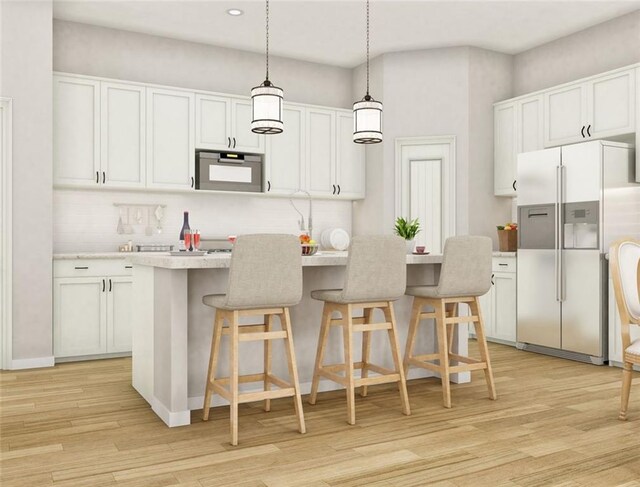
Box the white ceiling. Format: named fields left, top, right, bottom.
left=53, top=0, right=640, bottom=68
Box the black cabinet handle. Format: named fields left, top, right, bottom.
left=108, top=279, right=112, bottom=292
left=586, top=125, right=591, bottom=137
left=96, top=171, right=99, bottom=184
left=233, top=137, right=236, bottom=148
left=125, top=265, right=133, bottom=269
left=499, top=263, right=508, bottom=266
left=191, top=176, right=194, bottom=188
left=491, top=274, right=495, bottom=286
left=581, top=126, right=585, bottom=138
left=102, top=279, right=105, bottom=292
left=332, top=184, right=336, bottom=195
left=102, top=171, right=106, bottom=184
left=74, top=266, right=88, bottom=270
left=512, top=180, right=517, bottom=191
left=267, top=180, right=271, bottom=192
left=227, top=137, right=231, bottom=148
left=337, top=185, right=341, bottom=195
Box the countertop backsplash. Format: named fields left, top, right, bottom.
left=53, top=189, right=352, bottom=253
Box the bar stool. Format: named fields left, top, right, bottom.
left=308, top=235, right=410, bottom=425
left=403, top=236, right=497, bottom=408
left=202, top=234, right=305, bottom=446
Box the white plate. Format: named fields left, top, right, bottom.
left=321, top=228, right=350, bottom=251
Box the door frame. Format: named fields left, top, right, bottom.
left=1, top=97, right=13, bottom=369
left=394, top=135, right=457, bottom=252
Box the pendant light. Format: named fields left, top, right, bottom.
left=251, top=0, right=283, bottom=134
left=353, top=0, right=382, bottom=144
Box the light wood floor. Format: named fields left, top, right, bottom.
left=1, top=342, right=639, bottom=487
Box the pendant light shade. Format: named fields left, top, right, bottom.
left=353, top=0, right=382, bottom=144
left=252, top=0, right=283, bottom=135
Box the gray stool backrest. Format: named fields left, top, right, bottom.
left=341, top=235, right=407, bottom=302
left=225, top=234, right=303, bottom=308
left=437, top=236, right=492, bottom=297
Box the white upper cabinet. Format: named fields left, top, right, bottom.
left=107, top=277, right=133, bottom=353
left=53, top=75, right=101, bottom=186
left=588, top=69, right=636, bottom=138
left=146, top=88, right=195, bottom=190
left=493, top=95, right=543, bottom=196
left=306, top=108, right=336, bottom=197
left=544, top=82, right=587, bottom=147
left=232, top=99, right=265, bottom=153
left=335, top=111, right=365, bottom=199
left=265, top=105, right=305, bottom=194
left=195, top=94, right=231, bottom=151
left=101, top=82, right=146, bottom=188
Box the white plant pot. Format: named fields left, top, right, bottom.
left=405, top=239, right=415, bottom=254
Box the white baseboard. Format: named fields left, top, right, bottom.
left=10, top=356, right=55, bottom=370
left=187, top=368, right=470, bottom=411
left=151, top=397, right=191, bottom=427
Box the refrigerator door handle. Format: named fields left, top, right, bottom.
left=555, top=165, right=561, bottom=302
left=556, top=165, right=565, bottom=302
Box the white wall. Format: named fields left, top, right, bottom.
left=0, top=0, right=53, bottom=362
left=513, top=10, right=640, bottom=96
left=53, top=20, right=353, bottom=108
left=53, top=190, right=351, bottom=253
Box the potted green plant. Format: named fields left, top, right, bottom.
left=394, top=217, right=421, bottom=253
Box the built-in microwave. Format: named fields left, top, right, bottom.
left=195, top=151, right=263, bottom=193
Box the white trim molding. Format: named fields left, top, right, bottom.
left=394, top=135, right=457, bottom=252
left=10, top=356, right=55, bottom=370
left=1, top=97, right=12, bottom=370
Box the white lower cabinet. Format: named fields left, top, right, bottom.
left=54, top=259, right=133, bottom=360
left=475, top=256, right=517, bottom=345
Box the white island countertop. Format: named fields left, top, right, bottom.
left=128, top=250, right=443, bottom=269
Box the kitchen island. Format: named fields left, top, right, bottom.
left=129, top=251, right=470, bottom=427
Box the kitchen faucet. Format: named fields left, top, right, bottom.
left=289, top=189, right=313, bottom=238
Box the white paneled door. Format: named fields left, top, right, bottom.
left=232, top=99, right=265, bottom=153
left=107, top=277, right=133, bottom=353
left=494, top=103, right=516, bottom=196
left=101, top=82, right=146, bottom=188
left=306, top=108, right=336, bottom=197
left=146, top=88, right=195, bottom=190
left=53, top=75, right=100, bottom=186
left=544, top=82, right=587, bottom=147
left=265, top=105, right=305, bottom=194
left=588, top=69, right=636, bottom=139
left=410, top=159, right=442, bottom=253
left=195, top=94, right=231, bottom=151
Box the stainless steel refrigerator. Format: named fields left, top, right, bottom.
left=516, top=140, right=637, bottom=364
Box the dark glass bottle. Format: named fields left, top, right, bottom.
left=179, top=211, right=190, bottom=245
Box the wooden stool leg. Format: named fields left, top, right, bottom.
left=471, top=297, right=497, bottom=400
left=435, top=301, right=452, bottom=408
left=281, top=308, right=306, bottom=434
left=342, top=304, right=356, bottom=425
left=309, top=304, right=332, bottom=405
left=446, top=304, right=458, bottom=354
left=403, top=299, right=421, bottom=377
left=384, top=302, right=411, bottom=416
left=619, top=362, right=633, bottom=420
left=263, top=314, right=273, bottom=412
left=203, top=310, right=224, bottom=421
left=360, top=308, right=373, bottom=397
left=229, top=310, right=240, bottom=446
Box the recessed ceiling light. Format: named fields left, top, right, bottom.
left=227, top=8, right=244, bottom=16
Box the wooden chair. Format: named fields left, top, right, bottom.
left=202, top=234, right=305, bottom=445
left=404, top=236, right=497, bottom=408
left=610, top=238, right=640, bottom=420
left=308, top=235, right=410, bottom=425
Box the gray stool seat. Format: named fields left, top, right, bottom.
left=203, top=294, right=296, bottom=310
left=405, top=285, right=487, bottom=299
left=308, top=235, right=410, bottom=424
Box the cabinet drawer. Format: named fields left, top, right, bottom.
left=492, top=257, right=516, bottom=273
left=54, top=259, right=133, bottom=278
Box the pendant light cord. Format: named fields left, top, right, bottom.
left=265, top=0, right=270, bottom=82
left=366, top=0, right=370, bottom=96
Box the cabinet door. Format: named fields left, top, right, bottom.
left=196, top=94, right=232, bottom=151
left=107, top=277, right=133, bottom=353
left=146, top=88, right=195, bottom=190
left=492, top=272, right=517, bottom=343
left=306, top=108, right=336, bottom=196
left=588, top=69, right=636, bottom=139
left=544, top=82, right=587, bottom=147
left=231, top=99, right=265, bottom=153
left=494, top=103, right=516, bottom=196
left=54, top=277, right=107, bottom=357
left=335, top=112, right=365, bottom=199
left=101, top=82, right=146, bottom=188
left=53, top=75, right=100, bottom=187
left=265, top=105, right=305, bottom=194
left=519, top=95, right=544, bottom=154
